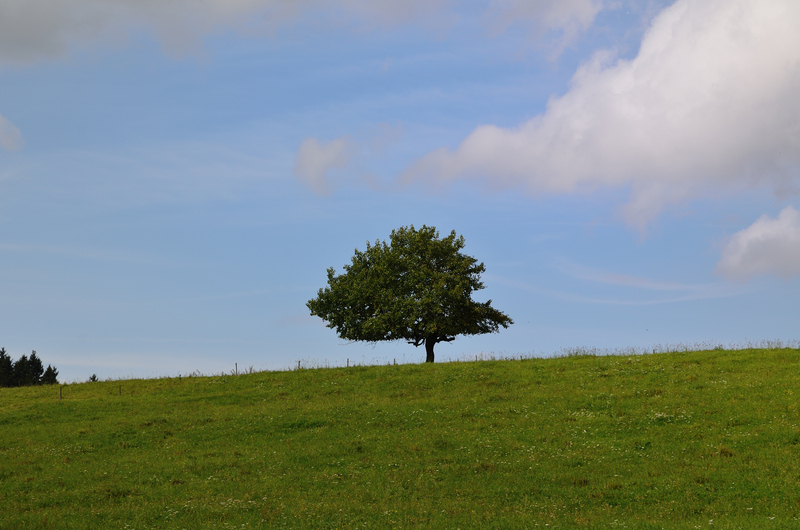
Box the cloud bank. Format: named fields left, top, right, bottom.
left=0, top=0, right=603, bottom=63
left=294, top=137, right=355, bottom=195
left=0, top=114, right=23, bottom=151
left=404, top=0, right=800, bottom=228
left=716, top=206, right=800, bottom=280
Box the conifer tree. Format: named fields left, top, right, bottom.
left=0, top=348, right=12, bottom=388
left=28, top=351, right=44, bottom=385
left=12, top=354, right=30, bottom=387
left=0, top=350, right=59, bottom=387
left=42, top=364, right=59, bottom=385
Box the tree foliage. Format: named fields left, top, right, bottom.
left=307, top=225, right=513, bottom=362
left=0, top=348, right=59, bottom=387
left=12, top=354, right=31, bottom=387
left=28, top=351, right=44, bottom=385
left=0, top=348, right=12, bottom=387
left=42, top=365, right=59, bottom=385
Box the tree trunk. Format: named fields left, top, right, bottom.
left=425, top=337, right=436, bottom=363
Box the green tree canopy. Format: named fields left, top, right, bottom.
left=42, top=364, right=59, bottom=385
left=0, top=348, right=11, bottom=387
left=12, top=354, right=31, bottom=387
left=307, top=225, right=513, bottom=362
left=28, top=350, right=44, bottom=385
left=0, top=348, right=59, bottom=387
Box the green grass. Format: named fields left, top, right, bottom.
left=2, top=348, right=800, bottom=528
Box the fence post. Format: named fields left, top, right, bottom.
left=60, top=385, right=63, bottom=401
left=235, top=363, right=238, bottom=376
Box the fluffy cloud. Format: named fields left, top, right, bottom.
left=0, top=113, right=23, bottom=151
left=0, top=0, right=603, bottom=63
left=294, top=137, right=355, bottom=195
left=716, top=206, right=800, bottom=280
left=404, top=0, right=800, bottom=228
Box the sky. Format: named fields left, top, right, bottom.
left=1, top=0, right=798, bottom=382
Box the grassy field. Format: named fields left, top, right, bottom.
left=2, top=347, right=800, bottom=528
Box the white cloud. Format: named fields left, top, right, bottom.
left=0, top=0, right=300, bottom=61
left=403, top=0, right=800, bottom=229
left=486, top=0, right=604, bottom=56
left=558, top=259, right=708, bottom=292
left=0, top=113, right=23, bottom=151
left=293, top=137, right=355, bottom=195
left=493, top=270, right=746, bottom=306
left=0, top=0, right=602, bottom=63
left=0, top=0, right=427, bottom=62
left=716, top=206, right=800, bottom=280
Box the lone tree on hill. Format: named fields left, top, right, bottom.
left=307, top=225, right=513, bottom=363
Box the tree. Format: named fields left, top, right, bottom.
left=28, top=351, right=44, bottom=385
left=0, top=349, right=58, bottom=387
left=307, top=225, right=513, bottom=363
left=0, top=348, right=12, bottom=387
left=12, top=354, right=30, bottom=387
left=42, top=365, right=59, bottom=385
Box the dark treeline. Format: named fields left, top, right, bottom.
left=0, top=348, right=59, bottom=387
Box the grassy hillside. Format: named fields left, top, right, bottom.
left=2, top=348, right=800, bottom=528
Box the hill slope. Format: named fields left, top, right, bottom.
left=2, top=348, right=799, bottom=528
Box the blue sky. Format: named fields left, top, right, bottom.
left=1, top=0, right=798, bottom=381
